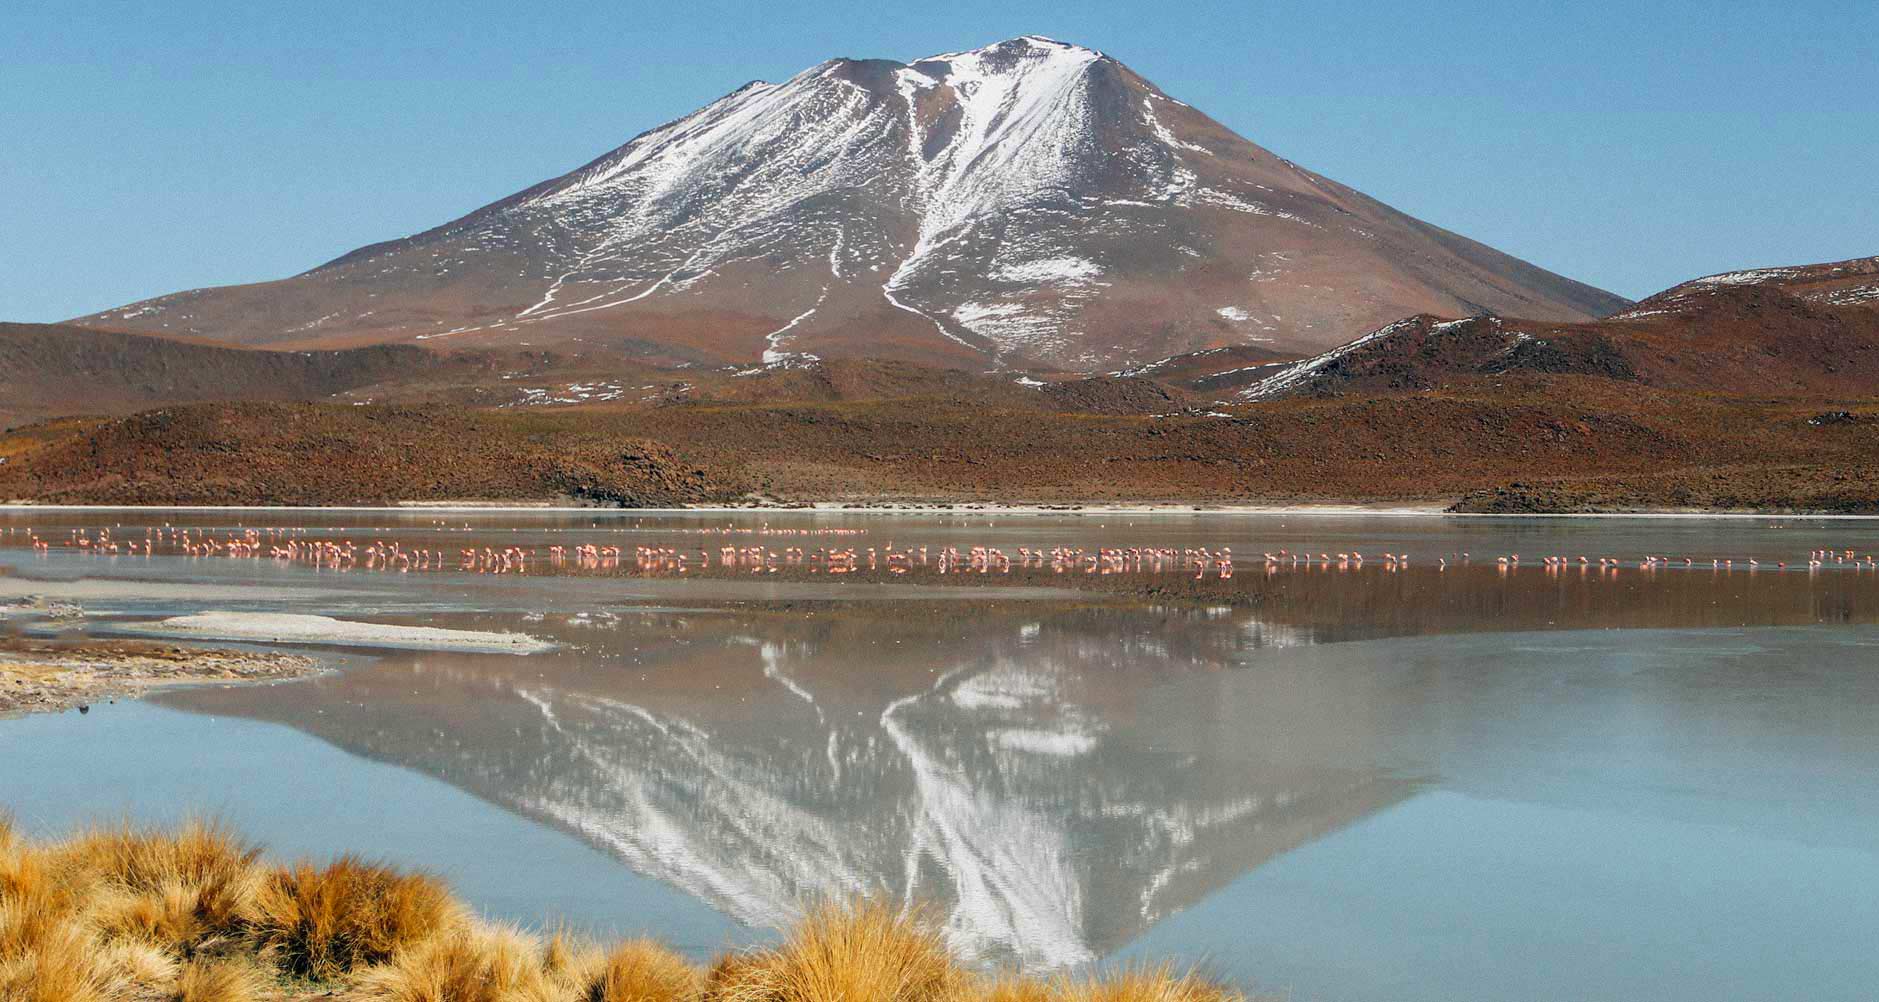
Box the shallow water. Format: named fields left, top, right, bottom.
left=3, top=510, right=1877, bottom=999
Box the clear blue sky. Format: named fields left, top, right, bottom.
left=3, top=0, right=1873, bottom=321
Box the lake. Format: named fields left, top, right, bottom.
left=3, top=509, right=1877, bottom=1000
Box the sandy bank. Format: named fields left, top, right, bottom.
left=0, top=638, right=320, bottom=718
left=3, top=499, right=1454, bottom=515
left=0, top=576, right=336, bottom=605
left=119, top=611, right=556, bottom=654
left=9, top=501, right=1875, bottom=518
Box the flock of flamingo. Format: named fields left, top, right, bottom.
left=624, top=543, right=1239, bottom=577
left=4, top=524, right=1877, bottom=580
left=1256, top=548, right=1879, bottom=573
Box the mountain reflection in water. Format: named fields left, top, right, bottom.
left=13, top=510, right=1879, bottom=997
left=171, top=604, right=1409, bottom=968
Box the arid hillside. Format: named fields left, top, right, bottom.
left=1224, top=257, right=1879, bottom=402
left=0, top=322, right=546, bottom=427
left=5, top=256, right=1873, bottom=512
left=2, top=379, right=1875, bottom=512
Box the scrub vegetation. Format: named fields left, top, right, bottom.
left=0, top=818, right=1248, bottom=1002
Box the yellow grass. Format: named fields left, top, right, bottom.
left=971, top=976, right=1059, bottom=1002
left=1049, top=965, right=1246, bottom=1002
left=250, top=855, right=464, bottom=980
left=55, top=819, right=262, bottom=959
left=347, top=923, right=563, bottom=1002
left=172, top=957, right=271, bottom=1002
left=587, top=939, right=703, bottom=1001
left=0, top=818, right=1249, bottom=1002
left=706, top=901, right=963, bottom=1002
left=1, top=814, right=122, bottom=1002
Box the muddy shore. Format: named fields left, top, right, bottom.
left=4, top=394, right=1877, bottom=515
left=0, top=634, right=320, bottom=718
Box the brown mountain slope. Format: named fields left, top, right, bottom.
left=1, top=320, right=1259, bottom=429
left=0, top=324, right=489, bottom=427
left=1229, top=256, right=1879, bottom=401
left=0, top=323, right=747, bottom=426
left=1627, top=255, right=1879, bottom=311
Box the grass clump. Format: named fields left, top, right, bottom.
left=973, top=976, right=1058, bottom=1002
left=0, top=818, right=1250, bottom=1002
left=169, top=956, right=271, bottom=1002
left=585, top=939, right=702, bottom=1002
left=57, top=819, right=262, bottom=960
left=0, top=815, right=122, bottom=1002
left=1049, top=965, right=1245, bottom=1002
left=705, top=901, right=963, bottom=1002
left=347, top=923, right=563, bottom=1002
left=250, top=855, right=463, bottom=980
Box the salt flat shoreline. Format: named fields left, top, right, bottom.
left=117, top=611, right=557, bottom=654
left=0, top=637, right=323, bottom=718
left=3, top=501, right=1875, bottom=518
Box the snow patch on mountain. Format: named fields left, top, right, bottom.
left=1238, top=316, right=1425, bottom=400
left=1693, top=267, right=1803, bottom=287
left=991, top=256, right=1103, bottom=285
left=1821, top=283, right=1879, bottom=306
left=761, top=288, right=829, bottom=364
left=1141, top=96, right=1210, bottom=155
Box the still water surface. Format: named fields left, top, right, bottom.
left=2, top=510, right=1876, bottom=1000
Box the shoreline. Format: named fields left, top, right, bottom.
left=115, top=611, right=558, bottom=654
left=3, top=500, right=1876, bottom=519
left=0, top=635, right=323, bottom=718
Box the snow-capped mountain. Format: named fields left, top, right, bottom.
left=83, top=35, right=1626, bottom=370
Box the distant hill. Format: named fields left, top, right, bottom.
left=1223, top=255, right=1879, bottom=401
left=0, top=324, right=460, bottom=427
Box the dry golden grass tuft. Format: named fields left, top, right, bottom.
left=53, top=820, right=261, bottom=899
left=1049, top=965, right=1246, bottom=1002
left=701, top=951, right=765, bottom=1000
left=347, top=923, right=563, bottom=1002
left=250, top=855, right=464, bottom=980
left=1, top=818, right=75, bottom=933
left=540, top=928, right=607, bottom=997
left=0, top=820, right=1255, bottom=1002
left=97, top=938, right=183, bottom=988
left=170, top=956, right=271, bottom=1002
left=56, top=820, right=262, bottom=959
left=1, top=815, right=123, bottom=1002
left=971, top=976, right=1059, bottom=1002
left=706, top=901, right=963, bottom=1002
left=586, top=939, right=704, bottom=1002
left=0, top=919, right=123, bottom=1002
left=4, top=818, right=276, bottom=1000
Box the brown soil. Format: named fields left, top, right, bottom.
left=0, top=322, right=531, bottom=427
left=1451, top=464, right=1879, bottom=514
left=1, top=373, right=1875, bottom=511
left=0, top=404, right=752, bottom=507
left=0, top=636, right=320, bottom=717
